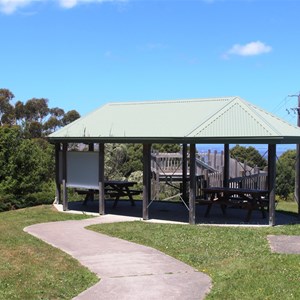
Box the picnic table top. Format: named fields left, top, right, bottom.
left=202, top=187, right=268, bottom=195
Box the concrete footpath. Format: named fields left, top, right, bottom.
left=268, top=235, right=300, bottom=254
left=24, top=215, right=212, bottom=300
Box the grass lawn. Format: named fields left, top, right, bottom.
left=277, top=200, right=299, bottom=214
left=0, top=205, right=98, bottom=300
left=90, top=202, right=300, bottom=300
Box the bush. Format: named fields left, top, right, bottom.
left=0, top=126, right=54, bottom=199
left=0, top=182, right=55, bottom=213
left=0, top=194, right=18, bottom=212
left=276, top=150, right=296, bottom=200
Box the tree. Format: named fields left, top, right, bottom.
left=62, top=110, right=80, bottom=126
left=12, top=94, right=81, bottom=138
left=103, top=143, right=183, bottom=179
left=0, top=88, right=81, bottom=210
left=230, top=145, right=267, bottom=169
left=0, top=126, right=54, bottom=197
left=0, top=88, right=15, bottom=126
left=120, top=144, right=143, bottom=177
left=104, top=144, right=129, bottom=179
left=153, top=144, right=181, bottom=153
left=0, top=126, right=22, bottom=183
left=42, top=107, right=63, bottom=134
left=15, top=100, right=25, bottom=123
left=24, top=98, right=49, bottom=123
left=276, top=149, right=296, bottom=200
left=24, top=121, right=43, bottom=139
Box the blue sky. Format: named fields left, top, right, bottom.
left=1, top=0, right=300, bottom=128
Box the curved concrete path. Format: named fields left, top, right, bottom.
left=24, top=215, right=212, bottom=300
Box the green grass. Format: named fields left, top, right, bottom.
left=89, top=203, right=300, bottom=300
left=1, top=202, right=299, bottom=299
left=277, top=200, right=299, bottom=214
left=0, top=205, right=99, bottom=300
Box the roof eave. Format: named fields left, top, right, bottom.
left=48, top=136, right=299, bottom=145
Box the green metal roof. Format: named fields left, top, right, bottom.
left=48, top=96, right=300, bottom=144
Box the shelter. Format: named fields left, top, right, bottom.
left=49, top=96, right=300, bottom=225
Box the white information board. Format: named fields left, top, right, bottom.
left=59, top=151, right=100, bottom=189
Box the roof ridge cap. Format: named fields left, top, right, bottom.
left=108, top=97, right=234, bottom=106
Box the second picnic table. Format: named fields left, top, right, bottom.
left=201, top=187, right=269, bottom=222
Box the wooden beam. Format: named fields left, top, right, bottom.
left=189, top=143, right=196, bottom=225
left=62, top=143, right=68, bottom=211
left=223, top=144, right=230, bottom=188
left=143, top=144, right=151, bottom=220
left=88, top=143, right=94, bottom=151
left=182, top=144, right=188, bottom=203
left=268, top=144, right=276, bottom=226
left=99, top=143, right=105, bottom=215
left=55, top=143, right=61, bottom=204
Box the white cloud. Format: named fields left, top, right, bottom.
left=58, top=0, right=115, bottom=9
left=0, top=0, right=39, bottom=14
left=226, top=41, right=272, bottom=57
left=59, top=0, right=77, bottom=8
left=0, top=0, right=126, bottom=14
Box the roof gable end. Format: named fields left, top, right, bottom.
left=189, top=97, right=282, bottom=138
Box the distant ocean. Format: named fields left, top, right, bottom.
left=196, top=144, right=296, bottom=157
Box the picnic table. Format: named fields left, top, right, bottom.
left=201, top=187, right=269, bottom=222
left=76, top=180, right=142, bottom=208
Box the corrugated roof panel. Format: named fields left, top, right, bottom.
left=191, top=98, right=276, bottom=137
left=246, top=101, right=300, bottom=137
left=50, top=98, right=233, bottom=138
left=49, top=96, right=300, bottom=143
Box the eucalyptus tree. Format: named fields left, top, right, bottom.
left=0, top=89, right=15, bottom=126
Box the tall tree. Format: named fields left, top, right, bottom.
left=0, top=89, right=15, bottom=126
left=230, top=145, right=267, bottom=169
left=62, top=110, right=80, bottom=126
left=43, top=107, right=65, bottom=135
left=24, top=98, right=49, bottom=123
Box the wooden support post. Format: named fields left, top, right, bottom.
left=189, top=144, right=196, bottom=225
left=268, top=144, right=276, bottom=226
left=55, top=143, right=61, bottom=204
left=62, top=143, right=68, bottom=211
left=89, top=143, right=95, bottom=202
left=88, top=143, right=94, bottom=151
left=99, top=143, right=105, bottom=215
left=296, top=144, right=300, bottom=219
left=223, top=144, right=230, bottom=188
left=182, top=144, right=188, bottom=203
left=143, top=144, right=151, bottom=220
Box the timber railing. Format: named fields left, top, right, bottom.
left=206, top=172, right=268, bottom=189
